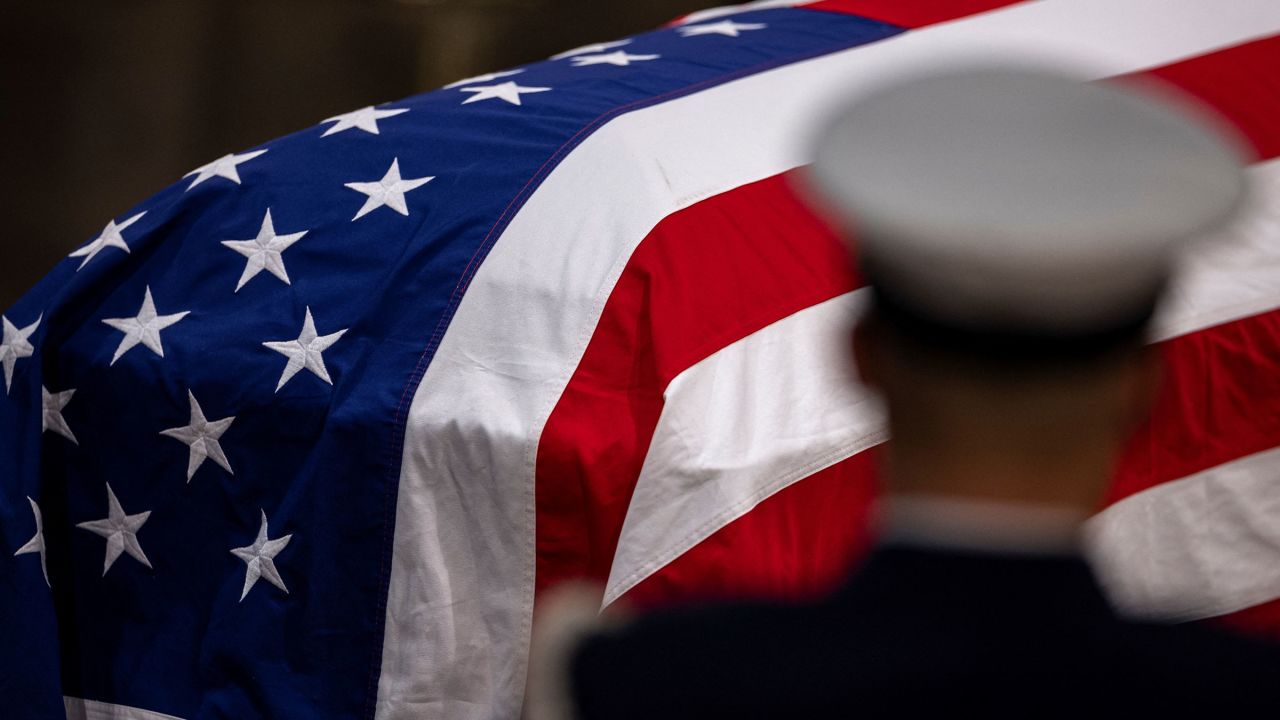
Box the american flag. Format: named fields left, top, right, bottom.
left=3, top=1, right=1280, bottom=717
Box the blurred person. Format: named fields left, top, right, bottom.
left=526, top=66, right=1280, bottom=719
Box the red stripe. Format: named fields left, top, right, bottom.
left=534, top=31, right=1280, bottom=621
left=626, top=307, right=1280, bottom=606
left=534, top=175, right=857, bottom=594
left=803, top=0, right=1026, bottom=28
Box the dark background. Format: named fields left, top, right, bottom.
left=0, top=0, right=718, bottom=309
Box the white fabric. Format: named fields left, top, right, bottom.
left=64, top=697, right=185, bottom=720
left=1088, top=445, right=1280, bottom=621
left=379, top=3, right=1280, bottom=718
left=677, top=0, right=820, bottom=26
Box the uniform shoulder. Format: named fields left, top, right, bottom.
left=1118, top=618, right=1280, bottom=667
left=1103, top=618, right=1280, bottom=709
left=569, top=598, right=841, bottom=719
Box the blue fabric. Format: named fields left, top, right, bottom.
left=0, top=10, right=903, bottom=718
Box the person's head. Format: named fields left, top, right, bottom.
left=806, top=65, right=1250, bottom=506
left=850, top=293, right=1160, bottom=505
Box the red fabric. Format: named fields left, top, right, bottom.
left=1107, top=310, right=1280, bottom=505
left=534, top=174, right=858, bottom=595
left=1102, top=33, right=1280, bottom=505
left=1216, top=597, right=1280, bottom=643
left=804, top=0, right=1025, bottom=28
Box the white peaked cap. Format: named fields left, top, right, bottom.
left=807, top=66, right=1250, bottom=336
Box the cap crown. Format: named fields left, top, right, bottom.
left=809, top=67, right=1249, bottom=333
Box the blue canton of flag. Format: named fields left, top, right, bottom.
left=0, top=9, right=901, bottom=719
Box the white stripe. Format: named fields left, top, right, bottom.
left=604, top=292, right=881, bottom=605
left=64, top=698, right=185, bottom=720
left=380, top=3, right=1280, bottom=718
left=605, top=158, right=1280, bottom=607
left=1087, top=446, right=1280, bottom=621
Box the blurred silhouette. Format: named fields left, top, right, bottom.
left=528, top=66, right=1280, bottom=719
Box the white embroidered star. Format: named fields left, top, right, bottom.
left=102, top=287, right=190, bottom=365
left=77, top=483, right=152, bottom=576
left=459, top=81, right=551, bottom=106
left=41, top=385, right=76, bottom=444
left=552, top=39, right=632, bottom=60
left=570, top=51, right=660, bottom=67
left=231, top=509, right=293, bottom=601
left=263, top=307, right=347, bottom=392
left=14, top=496, right=49, bottom=588
left=68, top=212, right=147, bottom=270
left=344, top=158, right=433, bottom=221
left=677, top=19, right=767, bottom=37
left=321, top=105, right=409, bottom=137
left=161, top=390, right=235, bottom=481
left=221, top=209, right=308, bottom=291
left=1, top=313, right=40, bottom=394
left=444, top=69, right=525, bottom=89
left=184, top=149, right=269, bottom=191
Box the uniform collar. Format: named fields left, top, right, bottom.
left=875, top=494, right=1090, bottom=557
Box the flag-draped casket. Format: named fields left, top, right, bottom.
left=3, top=1, right=1280, bottom=718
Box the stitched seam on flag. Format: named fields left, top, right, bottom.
left=364, top=26, right=906, bottom=718
left=603, top=426, right=889, bottom=606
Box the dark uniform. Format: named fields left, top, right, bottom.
left=537, top=67, right=1280, bottom=719
left=569, top=542, right=1280, bottom=718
